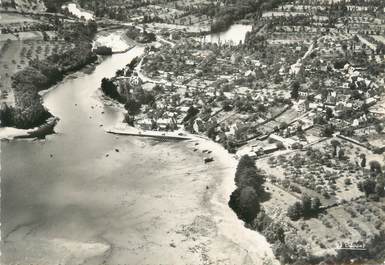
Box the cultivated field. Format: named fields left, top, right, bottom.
left=257, top=136, right=385, bottom=257
left=0, top=38, right=74, bottom=105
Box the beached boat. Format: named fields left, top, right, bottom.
left=204, top=157, right=214, bottom=163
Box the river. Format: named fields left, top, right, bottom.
left=1, top=46, right=275, bottom=265
left=203, top=24, right=252, bottom=45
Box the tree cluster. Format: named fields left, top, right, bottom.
left=126, top=27, right=156, bottom=43
left=229, top=155, right=265, bottom=223
left=287, top=195, right=321, bottom=221
left=210, top=0, right=292, bottom=33
left=358, top=161, right=384, bottom=200
left=94, top=46, right=113, bottom=55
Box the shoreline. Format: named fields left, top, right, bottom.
left=187, top=133, right=278, bottom=264
left=105, top=120, right=278, bottom=264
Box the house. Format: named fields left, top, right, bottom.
left=245, top=70, right=256, bottom=77
left=269, top=134, right=296, bottom=147
left=157, top=118, right=176, bottom=130
left=129, top=75, right=141, bottom=86
left=255, top=144, right=279, bottom=156
left=298, top=89, right=309, bottom=98
left=365, top=97, right=376, bottom=106
left=297, top=100, right=309, bottom=113
left=185, top=59, right=195, bottom=66
left=137, top=118, right=154, bottom=130
left=230, top=53, right=242, bottom=64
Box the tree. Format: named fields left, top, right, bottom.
left=360, top=153, right=366, bottom=168
left=321, top=89, right=328, bottom=101
left=229, top=187, right=241, bottom=218
left=237, top=167, right=261, bottom=191
left=222, top=99, right=233, bottom=111
left=375, top=123, right=384, bottom=134
left=276, top=142, right=285, bottom=150
left=182, top=106, right=199, bottom=124
left=237, top=155, right=255, bottom=172
left=358, top=179, right=376, bottom=197
left=124, top=98, right=141, bottom=116
left=369, top=160, right=382, bottom=176
left=376, top=43, right=385, bottom=55
left=206, top=124, right=217, bottom=140
left=0, top=103, right=13, bottom=126
left=287, top=201, right=303, bottom=221
left=333, top=59, right=348, bottom=69
left=322, top=124, right=334, bottom=137
left=325, top=107, right=333, bottom=120
left=229, top=186, right=260, bottom=223
left=344, top=178, right=352, bottom=186
left=101, top=78, right=123, bottom=102
left=123, top=113, right=135, bottom=126
left=238, top=186, right=260, bottom=223
left=311, top=197, right=321, bottom=212
left=375, top=179, right=385, bottom=197
left=279, top=122, right=288, bottom=130
left=290, top=81, right=300, bottom=100
left=330, top=139, right=340, bottom=157
left=301, top=194, right=312, bottom=216
left=94, top=46, right=112, bottom=55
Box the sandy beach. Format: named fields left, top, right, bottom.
left=185, top=134, right=278, bottom=265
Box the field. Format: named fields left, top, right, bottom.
left=0, top=13, right=36, bottom=24
left=256, top=136, right=385, bottom=257
left=0, top=0, right=46, bottom=12
left=0, top=38, right=74, bottom=105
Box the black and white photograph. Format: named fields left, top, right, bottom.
left=1, top=0, right=385, bottom=264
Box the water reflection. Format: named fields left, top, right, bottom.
left=203, top=24, right=252, bottom=45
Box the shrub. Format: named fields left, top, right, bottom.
left=358, top=179, right=376, bottom=196
left=344, top=178, right=351, bottom=185
left=287, top=201, right=303, bottom=221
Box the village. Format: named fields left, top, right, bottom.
left=98, top=0, right=385, bottom=262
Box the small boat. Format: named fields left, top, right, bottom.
left=204, top=157, right=214, bottom=163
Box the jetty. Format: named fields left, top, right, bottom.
left=106, top=127, right=190, bottom=141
